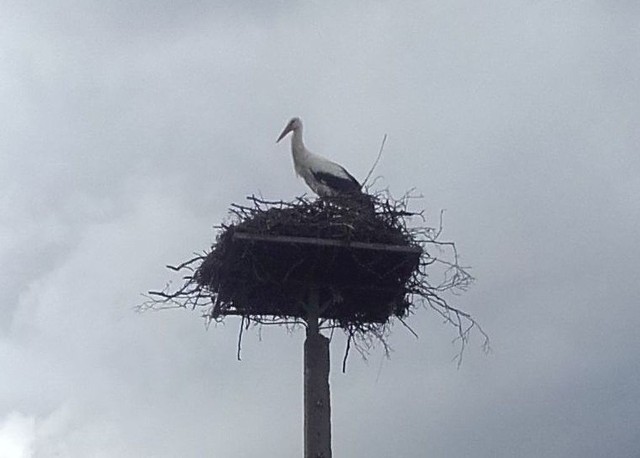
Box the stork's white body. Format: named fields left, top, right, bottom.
left=277, top=118, right=361, bottom=197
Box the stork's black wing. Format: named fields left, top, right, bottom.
left=312, top=167, right=362, bottom=193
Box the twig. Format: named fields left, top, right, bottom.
left=363, top=134, right=387, bottom=186
left=342, top=333, right=353, bottom=373
left=237, top=316, right=245, bottom=361
left=398, top=316, right=419, bottom=339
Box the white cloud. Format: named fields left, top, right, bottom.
left=0, top=412, right=34, bottom=458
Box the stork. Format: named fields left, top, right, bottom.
left=276, top=117, right=363, bottom=197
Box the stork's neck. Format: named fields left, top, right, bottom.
left=291, top=127, right=307, bottom=157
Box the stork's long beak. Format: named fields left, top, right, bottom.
left=276, top=124, right=292, bottom=143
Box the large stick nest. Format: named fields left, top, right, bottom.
left=201, top=194, right=420, bottom=325
left=145, top=191, right=488, bottom=362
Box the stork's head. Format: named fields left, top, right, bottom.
left=276, top=117, right=302, bottom=143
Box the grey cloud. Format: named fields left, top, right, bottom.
left=1, top=1, right=639, bottom=457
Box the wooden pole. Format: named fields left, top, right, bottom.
left=304, top=287, right=332, bottom=458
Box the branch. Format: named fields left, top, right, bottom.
left=363, top=134, right=387, bottom=186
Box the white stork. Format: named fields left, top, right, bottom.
left=276, top=117, right=363, bottom=197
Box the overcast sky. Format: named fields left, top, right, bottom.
left=1, top=1, right=639, bottom=457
